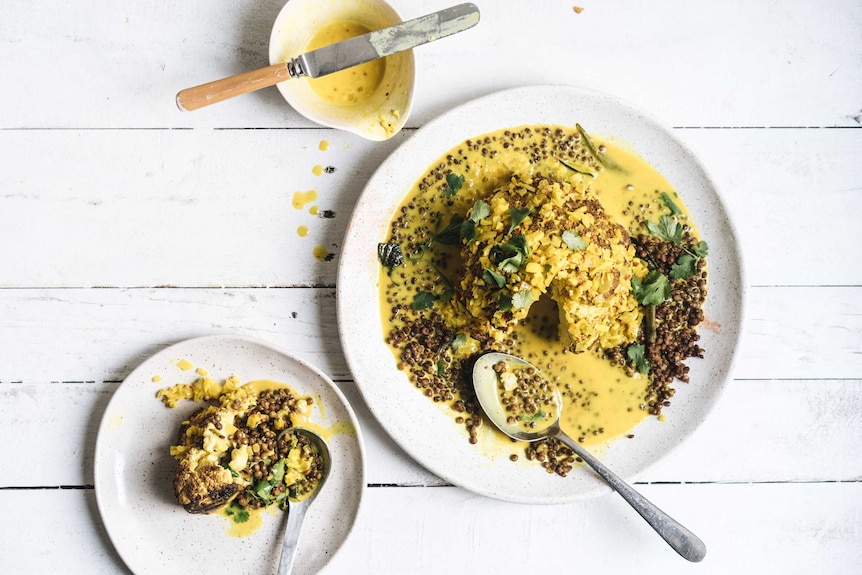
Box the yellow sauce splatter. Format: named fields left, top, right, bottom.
left=319, top=140, right=330, bottom=151
left=297, top=225, right=309, bottom=237
left=305, top=22, right=385, bottom=106
left=176, top=359, right=194, bottom=371
left=313, top=245, right=334, bottom=261
left=196, top=367, right=208, bottom=376
left=151, top=375, right=162, bottom=383
left=108, top=414, right=124, bottom=429
left=292, top=189, right=317, bottom=210
left=312, top=165, right=324, bottom=176
left=309, top=205, right=319, bottom=216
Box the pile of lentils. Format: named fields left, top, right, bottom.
left=229, top=389, right=316, bottom=510
left=493, top=360, right=558, bottom=431
left=606, top=230, right=707, bottom=416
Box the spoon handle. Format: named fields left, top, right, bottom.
left=555, top=431, right=707, bottom=562
left=176, top=63, right=292, bottom=112
left=277, top=503, right=309, bottom=575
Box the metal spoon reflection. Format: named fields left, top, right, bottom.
left=472, top=351, right=706, bottom=562
left=275, top=428, right=331, bottom=575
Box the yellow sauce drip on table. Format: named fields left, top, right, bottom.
left=309, top=205, right=319, bottom=216
left=297, top=225, right=309, bottom=238
left=319, top=140, right=330, bottom=151
left=378, top=124, right=703, bottom=452
left=312, top=164, right=324, bottom=176
left=292, top=189, right=317, bottom=210
left=305, top=22, right=385, bottom=106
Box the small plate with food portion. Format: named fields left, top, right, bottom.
left=337, top=85, right=745, bottom=504
left=94, top=335, right=365, bottom=575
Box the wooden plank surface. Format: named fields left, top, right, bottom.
left=1, top=0, right=861, bottom=572
left=1, top=483, right=859, bottom=574
left=1, top=128, right=861, bottom=288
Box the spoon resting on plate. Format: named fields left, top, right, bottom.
left=472, top=351, right=706, bottom=562
left=275, top=428, right=332, bottom=575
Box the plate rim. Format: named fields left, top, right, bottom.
left=93, top=333, right=367, bottom=574
left=337, top=84, right=747, bottom=503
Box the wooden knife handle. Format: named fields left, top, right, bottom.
left=176, top=63, right=293, bottom=111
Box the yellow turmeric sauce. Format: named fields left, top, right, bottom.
left=378, top=124, right=701, bottom=454
left=305, top=21, right=385, bottom=106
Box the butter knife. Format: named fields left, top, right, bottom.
left=176, top=3, right=480, bottom=112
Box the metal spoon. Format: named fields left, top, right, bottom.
left=472, top=352, right=706, bottom=562
left=275, top=428, right=332, bottom=575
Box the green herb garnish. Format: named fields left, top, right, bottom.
left=557, top=158, right=596, bottom=178
left=561, top=229, right=588, bottom=251
left=576, top=123, right=623, bottom=171
left=451, top=333, right=468, bottom=350
left=512, top=289, right=533, bottom=310
left=660, top=192, right=683, bottom=215
left=670, top=240, right=709, bottom=280
left=522, top=409, right=546, bottom=422
left=436, top=358, right=446, bottom=375
left=490, top=234, right=530, bottom=273
left=482, top=268, right=506, bottom=288
left=645, top=215, right=683, bottom=244
left=508, top=207, right=532, bottom=233
left=460, top=199, right=491, bottom=243
left=626, top=344, right=650, bottom=375
left=442, top=173, right=465, bottom=197
left=377, top=242, right=404, bottom=271
left=499, top=293, right=513, bottom=313
left=632, top=269, right=670, bottom=306
left=412, top=291, right=437, bottom=310
left=224, top=502, right=250, bottom=524
left=430, top=213, right=465, bottom=245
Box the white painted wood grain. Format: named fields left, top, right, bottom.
left=0, top=286, right=858, bottom=383
left=1, top=1, right=860, bottom=129
left=1, top=483, right=860, bottom=574
left=1, top=129, right=861, bottom=288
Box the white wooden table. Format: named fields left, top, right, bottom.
left=2, top=1, right=861, bottom=573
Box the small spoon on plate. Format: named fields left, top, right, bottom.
left=472, top=351, right=706, bottom=562
left=275, top=428, right=332, bottom=575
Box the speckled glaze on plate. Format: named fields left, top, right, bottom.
left=94, top=335, right=365, bottom=575
left=337, top=85, right=745, bottom=504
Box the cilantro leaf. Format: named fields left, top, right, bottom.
left=512, top=289, right=533, bottom=310
left=645, top=215, right=683, bottom=244
left=626, top=344, right=650, bottom=375
left=412, top=291, right=437, bottom=310
left=490, top=234, right=530, bottom=273
left=508, top=207, right=532, bottom=233
left=499, top=293, right=513, bottom=313
left=691, top=240, right=709, bottom=258
left=670, top=254, right=698, bottom=280
left=562, top=229, right=588, bottom=251
left=460, top=219, right=476, bottom=243
left=451, top=333, right=468, bottom=350
left=437, top=288, right=453, bottom=303
left=482, top=268, right=506, bottom=288
left=442, top=173, right=465, bottom=197
left=660, top=192, right=683, bottom=216
left=225, top=503, right=250, bottom=524
left=632, top=270, right=670, bottom=306
left=469, top=199, right=491, bottom=222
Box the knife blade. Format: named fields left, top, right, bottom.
left=289, top=3, right=480, bottom=79
left=176, top=3, right=480, bottom=111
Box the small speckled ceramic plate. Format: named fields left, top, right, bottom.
left=337, top=85, right=745, bottom=504
left=94, top=335, right=365, bottom=575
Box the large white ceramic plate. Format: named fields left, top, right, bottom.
left=94, top=335, right=365, bottom=575
left=337, top=85, right=745, bottom=504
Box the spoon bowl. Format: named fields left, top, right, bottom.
left=472, top=351, right=707, bottom=562
left=275, top=428, right=332, bottom=575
